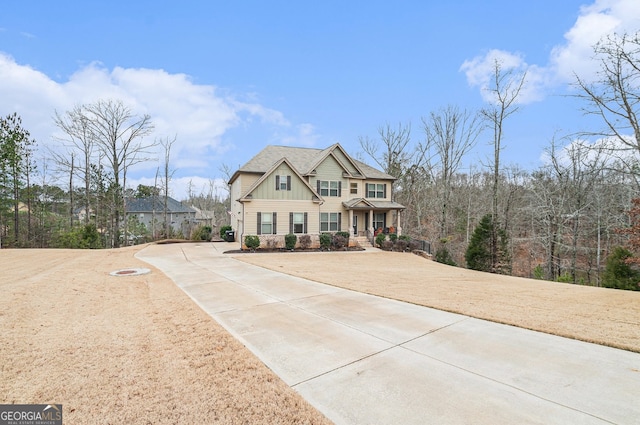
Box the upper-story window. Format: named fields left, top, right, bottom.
left=366, top=183, right=386, bottom=198
left=350, top=183, right=358, bottom=194
left=317, top=180, right=341, bottom=197
left=275, top=175, right=291, bottom=191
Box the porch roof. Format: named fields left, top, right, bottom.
left=342, top=198, right=405, bottom=210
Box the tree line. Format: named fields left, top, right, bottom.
left=360, top=32, right=640, bottom=290
left=1, top=32, right=639, bottom=290
left=0, top=99, right=229, bottom=250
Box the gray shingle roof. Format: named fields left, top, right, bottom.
left=236, top=144, right=395, bottom=180
left=126, top=196, right=196, bottom=214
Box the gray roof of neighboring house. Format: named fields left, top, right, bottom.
left=126, top=196, right=196, bottom=214
left=232, top=144, right=396, bottom=182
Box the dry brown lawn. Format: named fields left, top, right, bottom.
left=3, top=244, right=640, bottom=424
left=236, top=250, right=640, bottom=353
left=0, top=246, right=331, bottom=424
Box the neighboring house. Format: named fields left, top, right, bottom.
left=190, top=206, right=215, bottom=227
left=125, top=196, right=197, bottom=238
left=228, top=143, right=405, bottom=247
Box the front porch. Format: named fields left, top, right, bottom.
left=342, top=198, right=406, bottom=241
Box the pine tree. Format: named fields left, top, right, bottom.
left=602, top=247, right=640, bottom=291
left=465, top=214, right=510, bottom=273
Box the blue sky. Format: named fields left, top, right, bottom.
left=2, top=0, right=639, bottom=199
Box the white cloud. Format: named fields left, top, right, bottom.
left=461, top=0, right=640, bottom=102
left=549, top=0, right=640, bottom=83
left=278, top=123, right=321, bottom=147
left=539, top=134, right=635, bottom=168
left=460, top=49, right=548, bottom=104
left=0, top=53, right=320, bottom=198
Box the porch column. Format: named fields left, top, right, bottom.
left=349, top=209, right=354, bottom=235
left=369, top=209, right=374, bottom=234
left=397, top=210, right=402, bottom=236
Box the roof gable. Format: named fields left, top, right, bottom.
left=239, top=157, right=322, bottom=202
left=307, top=144, right=365, bottom=178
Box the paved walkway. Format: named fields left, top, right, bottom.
left=136, top=242, right=640, bottom=425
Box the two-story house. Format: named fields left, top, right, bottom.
left=228, top=143, right=405, bottom=248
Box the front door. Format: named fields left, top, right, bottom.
left=353, top=215, right=358, bottom=236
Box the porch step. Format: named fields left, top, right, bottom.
left=354, top=236, right=374, bottom=249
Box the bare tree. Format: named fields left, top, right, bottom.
left=574, top=31, right=640, bottom=167
left=53, top=106, right=96, bottom=226
left=481, top=59, right=527, bottom=273
left=359, top=122, right=412, bottom=180
left=421, top=105, right=483, bottom=241
left=83, top=99, right=154, bottom=247
left=159, top=136, right=176, bottom=238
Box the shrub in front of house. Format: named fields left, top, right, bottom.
left=382, top=239, right=394, bottom=251
left=191, top=225, right=212, bottom=241
left=375, top=232, right=386, bottom=248
left=299, top=234, right=312, bottom=249
left=394, top=239, right=408, bottom=252
left=219, top=225, right=232, bottom=239
left=389, top=233, right=398, bottom=242
left=244, top=235, right=260, bottom=251
left=320, top=232, right=332, bottom=250
left=285, top=233, right=297, bottom=250
left=332, top=233, right=348, bottom=250
left=262, top=235, right=279, bottom=249
left=408, top=240, right=420, bottom=251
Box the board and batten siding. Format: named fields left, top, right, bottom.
left=250, top=163, right=312, bottom=200
left=330, top=149, right=360, bottom=176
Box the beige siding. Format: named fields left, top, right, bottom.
left=242, top=200, right=320, bottom=235
left=364, top=179, right=392, bottom=201
left=241, top=174, right=260, bottom=194
left=230, top=175, right=245, bottom=235
left=348, top=179, right=362, bottom=197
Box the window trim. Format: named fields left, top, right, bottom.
left=320, top=212, right=342, bottom=232
left=275, top=175, right=291, bottom=191
left=257, top=212, right=277, bottom=235
left=317, top=180, right=342, bottom=197
left=289, top=212, right=308, bottom=234
left=366, top=183, right=387, bottom=199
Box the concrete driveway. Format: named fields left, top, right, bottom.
left=136, top=242, right=640, bottom=425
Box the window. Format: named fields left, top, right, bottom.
left=317, top=180, right=341, bottom=197
left=366, top=183, right=386, bottom=198
left=290, top=212, right=307, bottom=234
left=275, top=175, right=291, bottom=191
left=350, top=183, right=358, bottom=194
left=257, top=212, right=277, bottom=235
left=320, top=212, right=341, bottom=232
